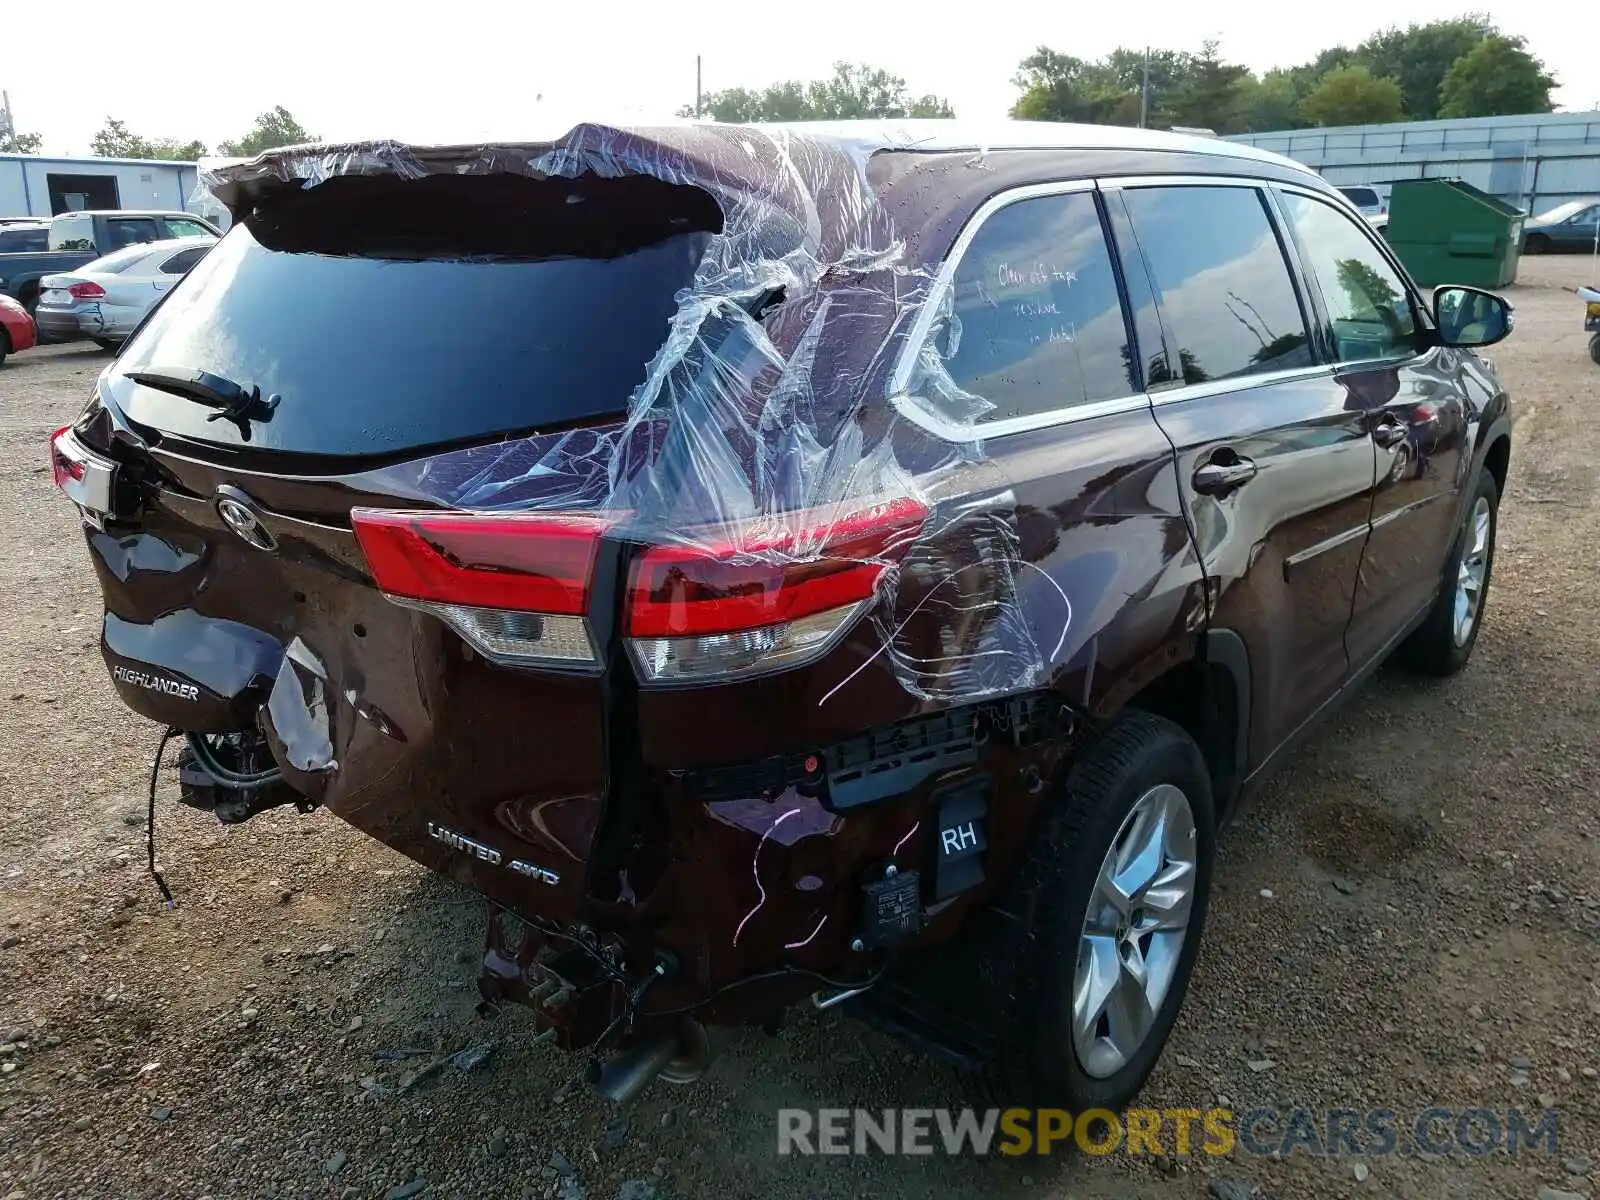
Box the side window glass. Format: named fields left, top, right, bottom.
left=926, top=190, right=1134, bottom=425
left=160, top=248, right=206, bottom=274
left=1122, top=186, right=1313, bottom=384
left=162, top=218, right=214, bottom=239
left=1280, top=192, right=1419, bottom=364
left=1104, top=191, right=1170, bottom=388
left=50, top=217, right=93, bottom=251
left=107, top=219, right=159, bottom=249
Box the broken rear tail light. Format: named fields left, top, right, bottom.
left=50, top=426, right=86, bottom=488
left=351, top=509, right=610, bottom=669
left=625, top=497, right=928, bottom=683
left=352, top=497, right=928, bottom=682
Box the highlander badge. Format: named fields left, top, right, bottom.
left=113, top=665, right=200, bottom=701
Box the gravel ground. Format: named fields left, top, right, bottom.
left=1, top=257, right=1597, bottom=1200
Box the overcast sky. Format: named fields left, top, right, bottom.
left=4, top=0, right=1597, bottom=156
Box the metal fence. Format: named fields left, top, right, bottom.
left=1227, top=112, right=1600, bottom=216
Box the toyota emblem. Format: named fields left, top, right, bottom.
left=215, top=487, right=277, bottom=552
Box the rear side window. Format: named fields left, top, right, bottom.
left=161, top=217, right=214, bottom=239
left=1340, top=187, right=1380, bottom=209
left=935, top=190, right=1133, bottom=424
left=105, top=218, right=160, bottom=249
left=159, top=246, right=208, bottom=274
left=49, top=215, right=94, bottom=250
left=112, top=173, right=721, bottom=457
left=1122, top=186, right=1312, bottom=385
left=1280, top=192, right=1418, bottom=363
left=0, top=227, right=46, bottom=251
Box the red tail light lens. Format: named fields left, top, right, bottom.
left=351, top=497, right=928, bottom=682
left=627, top=497, right=928, bottom=636
left=351, top=509, right=611, bottom=669
left=50, top=426, right=86, bottom=487
left=352, top=509, right=608, bottom=616
left=49, top=423, right=118, bottom=518
left=67, top=281, right=106, bottom=300
left=625, top=497, right=927, bottom=682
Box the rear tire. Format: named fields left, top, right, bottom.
left=1589, top=333, right=1600, bottom=366
left=1523, top=233, right=1550, bottom=255
left=1401, top=470, right=1498, bottom=676
left=93, top=338, right=119, bottom=353
left=988, top=711, right=1214, bottom=1112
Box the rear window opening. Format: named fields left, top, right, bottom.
left=108, top=173, right=727, bottom=460
left=247, top=172, right=724, bottom=260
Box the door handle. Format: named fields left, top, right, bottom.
left=1371, top=416, right=1408, bottom=449
left=1192, top=453, right=1258, bottom=495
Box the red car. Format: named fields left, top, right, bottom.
left=0, top=292, right=37, bottom=365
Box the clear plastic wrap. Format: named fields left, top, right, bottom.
left=197, top=124, right=1061, bottom=704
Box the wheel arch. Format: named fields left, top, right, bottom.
left=1480, top=425, right=1511, bottom=500
left=1114, top=629, right=1251, bottom=821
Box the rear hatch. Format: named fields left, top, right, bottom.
left=74, top=171, right=725, bottom=919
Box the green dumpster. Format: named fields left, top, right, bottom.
left=1382, top=179, right=1525, bottom=288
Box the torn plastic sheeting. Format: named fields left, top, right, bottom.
left=860, top=493, right=1061, bottom=704
left=266, top=637, right=337, bottom=773
left=198, top=124, right=1053, bottom=704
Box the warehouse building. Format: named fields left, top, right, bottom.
left=0, top=153, right=202, bottom=218
left=1226, top=110, right=1600, bottom=216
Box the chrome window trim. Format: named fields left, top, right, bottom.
left=889, top=390, right=1153, bottom=442
left=1106, top=176, right=1329, bottom=403
left=1096, top=173, right=1271, bottom=191
left=886, top=172, right=1352, bottom=442
left=886, top=179, right=1145, bottom=444
left=1269, top=181, right=1436, bottom=367
left=1272, top=179, right=1387, bottom=225
left=1148, top=363, right=1335, bottom=407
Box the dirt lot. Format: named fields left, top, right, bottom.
left=1, top=257, right=1598, bottom=1200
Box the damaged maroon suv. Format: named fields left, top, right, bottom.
left=51, top=121, right=1513, bottom=1110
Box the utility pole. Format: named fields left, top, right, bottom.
left=695, top=57, right=703, bottom=120
left=1139, top=48, right=1150, bottom=129
left=1, top=91, right=19, bottom=153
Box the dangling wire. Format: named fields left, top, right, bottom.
left=184, top=731, right=282, bottom=787
left=147, top=727, right=180, bottom=907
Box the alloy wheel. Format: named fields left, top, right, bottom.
left=1452, top=496, right=1492, bottom=647
left=1072, top=783, right=1198, bottom=1079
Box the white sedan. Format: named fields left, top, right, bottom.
left=35, top=236, right=215, bottom=348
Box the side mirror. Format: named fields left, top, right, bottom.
left=1433, top=285, right=1513, bottom=348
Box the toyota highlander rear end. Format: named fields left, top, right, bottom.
left=50, top=128, right=1081, bottom=1098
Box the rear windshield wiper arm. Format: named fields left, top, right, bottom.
left=125, top=367, right=280, bottom=434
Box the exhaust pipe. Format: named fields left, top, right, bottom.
left=593, top=1020, right=711, bottom=1104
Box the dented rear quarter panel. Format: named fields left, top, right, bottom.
left=71, top=128, right=1331, bottom=1022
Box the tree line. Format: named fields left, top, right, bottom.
left=686, top=61, right=953, bottom=122
left=2, top=106, right=317, bottom=160
left=0, top=19, right=1561, bottom=160
left=695, top=16, right=1555, bottom=132
left=1013, top=17, right=1554, bottom=132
